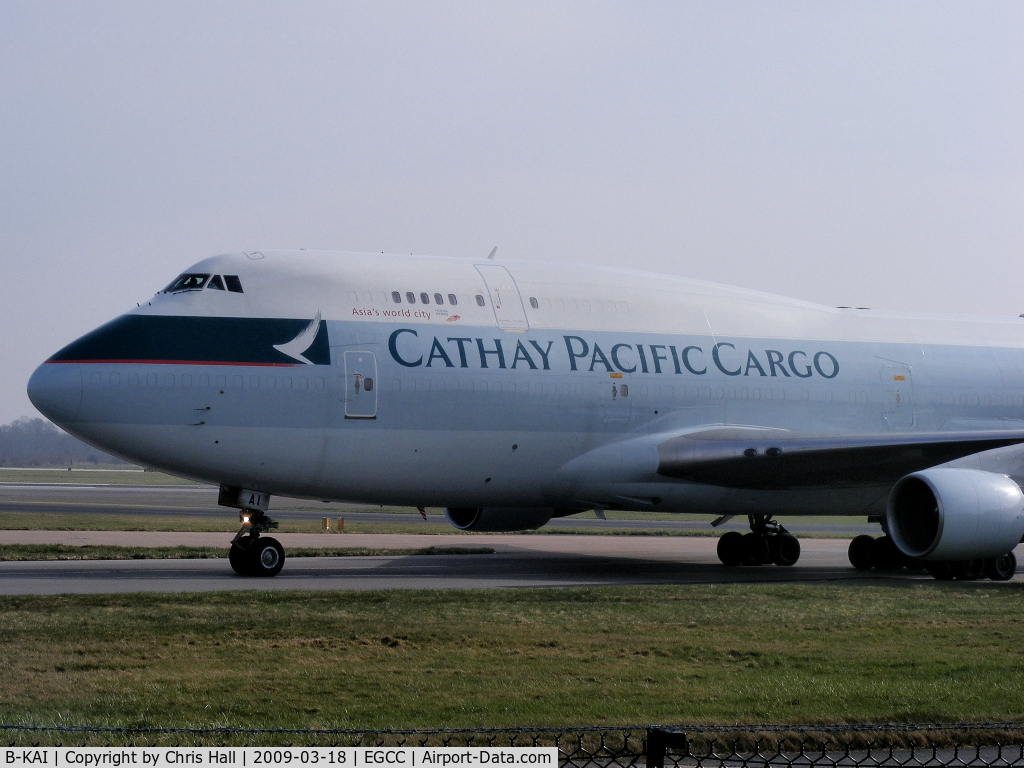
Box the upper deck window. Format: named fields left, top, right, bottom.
left=406, top=292, right=416, bottom=304
left=163, top=274, right=209, bottom=293
left=448, top=294, right=457, bottom=305
left=433, top=293, right=444, bottom=305
left=208, top=275, right=225, bottom=291
left=224, top=275, right=244, bottom=293
left=475, top=294, right=486, bottom=307
left=392, top=291, right=402, bottom=303
left=420, top=292, right=430, bottom=304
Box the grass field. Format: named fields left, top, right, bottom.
left=2, top=583, right=1023, bottom=730
left=0, top=509, right=871, bottom=540
left=0, top=510, right=714, bottom=536
left=0, top=467, right=871, bottom=527
left=0, top=510, right=844, bottom=538
left=0, top=468, right=202, bottom=485
left=0, top=510, right=295, bottom=532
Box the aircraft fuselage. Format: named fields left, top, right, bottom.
left=27, top=250, right=1024, bottom=520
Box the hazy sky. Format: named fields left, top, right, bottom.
left=2, top=2, right=1022, bottom=424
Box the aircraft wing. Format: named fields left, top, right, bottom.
left=656, top=427, right=1024, bottom=490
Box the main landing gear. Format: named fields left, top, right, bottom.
left=847, top=534, right=1016, bottom=581
left=717, top=514, right=801, bottom=567
left=229, top=508, right=285, bottom=577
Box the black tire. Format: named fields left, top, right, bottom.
left=872, top=535, right=908, bottom=571
left=229, top=540, right=254, bottom=576
left=925, top=561, right=956, bottom=580
left=771, top=534, right=801, bottom=566
left=249, top=537, right=285, bottom=577
left=952, top=559, right=985, bottom=581
left=742, top=532, right=770, bottom=566
left=984, top=552, right=1017, bottom=581
left=848, top=535, right=876, bottom=570
left=717, top=531, right=745, bottom=566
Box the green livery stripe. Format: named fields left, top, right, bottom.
left=48, top=315, right=331, bottom=366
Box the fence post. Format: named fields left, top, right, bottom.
left=647, top=727, right=688, bottom=768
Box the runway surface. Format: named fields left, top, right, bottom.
left=1, top=530, right=1020, bottom=595
left=1, top=481, right=990, bottom=596
left=0, top=482, right=880, bottom=534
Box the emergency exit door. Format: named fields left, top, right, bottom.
left=881, top=364, right=913, bottom=430
left=344, top=351, right=377, bottom=419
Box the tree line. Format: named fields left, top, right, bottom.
left=0, top=417, right=127, bottom=467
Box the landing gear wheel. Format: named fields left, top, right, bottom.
left=771, top=533, right=801, bottom=566
left=952, top=559, right=985, bottom=581
left=717, top=531, right=745, bottom=566
left=248, top=537, right=285, bottom=577
left=229, top=540, right=254, bottom=576
left=848, top=535, right=875, bottom=570
left=984, top=552, right=1017, bottom=581
left=925, top=561, right=956, bottom=580
left=227, top=504, right=284, bottom=577
left=724, top=515, right=801, bottom=567
left=742, top=532, right=770, bottom=565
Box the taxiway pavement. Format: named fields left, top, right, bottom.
left=1, top=531, right=1019, bottom=595
left=0, top=481, right=978, bottom=596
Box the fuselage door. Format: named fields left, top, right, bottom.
left=881, top=365, right=913, bottom=431
left=603, top=373, right=632, bottom=422
left=474, top=264, right=530, bottom=331
left=343, top=351, right=378, bottom=419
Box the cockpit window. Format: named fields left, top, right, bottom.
left=163, top=274, right=210, bottom=293
left=224, top=275, right=244, bottom=293
left=207, top=275, right=225, bottom=291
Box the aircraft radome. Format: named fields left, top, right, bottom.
left=27, top=250, right=1024, bottom=580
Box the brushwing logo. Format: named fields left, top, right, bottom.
left=274, top=311, right=323, bottom=365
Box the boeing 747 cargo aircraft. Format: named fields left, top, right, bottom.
left=27, top=250, right=1024, bottom=580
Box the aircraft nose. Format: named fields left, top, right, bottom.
left=27, top=362, right=83, bottom=427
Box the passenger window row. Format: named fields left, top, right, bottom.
left=526, top=296, right=629, bottom=312
left=367, top=290, right=629, bottom=313
left=391, top=291, right=465, bottom=307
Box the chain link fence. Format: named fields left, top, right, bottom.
left=3, top=722, right=1024, bottom=766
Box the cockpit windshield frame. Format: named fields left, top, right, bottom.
left=162, top=273, right=211, bottom=293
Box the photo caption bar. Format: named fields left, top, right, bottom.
left=5, top=748, right=557, bottom=768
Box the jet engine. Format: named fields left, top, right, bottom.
left=886, top=468, right=1024, bottom=561
left=443, top=507, right=554, bottom=532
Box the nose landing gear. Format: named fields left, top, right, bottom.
left=230, top=509, right=285, bottom=577
left=220, top=487, right=286, bottom=577
left=717, top=514, right=801, bottom=567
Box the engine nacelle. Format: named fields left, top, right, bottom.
left=887, top=468, right=1024, bottom=561
left=443, top=507, right=554, bottom=532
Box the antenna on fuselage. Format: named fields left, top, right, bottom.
left=487, top=246, right=497, bottom=260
